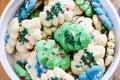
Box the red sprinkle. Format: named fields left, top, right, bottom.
left=61, top=55, right=64, bottom=58
left=83, top=57, right=86, bottom=61
left=59, top=52, right=63, bottom=55
left=54, top=43, right=58, bottom=48
left=54, top=7, right=57, bottom=11
left=52, top=52, right=56, bottom=55
left=66, top=38, right=70, bottom=42
left=25, top=38, right=29, bottom=42
left=46, top=57, right=50, bottom=60
left=20, top=76, right=26, bottom=80
left=65, top=68, right=70, bottom=73
left=89, top=60, right=92, bottom=63
left=43, top=43, right=46, bottom=45
left=42, top=53, right=45, bottom=55
left=47, top=10, right=50, bottom=15
left=66, top=7, right=69, bottom=11
left=98, top=15, right=102, bottom=21
left=44, top=70, right=48, bottom=74
left=27, top=0, right=30, bottom=2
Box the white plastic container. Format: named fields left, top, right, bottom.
left=0, top=0, right=120, bottom=80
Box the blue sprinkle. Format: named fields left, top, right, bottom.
left=16, top=60, right=23, bottom=65
left=27, top=65, right=31, bottom=69
left=91, top=35, right=94, bottom=40
left=5, top=34, right=10, bottom=44
left=23, top=61, right=27, bottom=65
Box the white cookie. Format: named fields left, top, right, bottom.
left=40, top=67, right=74, bottom=80
left=39, top=1, right=75, bottom=27
left=5, top=18, right=20, bottom=54
left=16, top=18, right=42, bottom=52
left=91, top=30, right=107, bottom=47
left=71, top=44, right=105, bottom=76
left=73, top=16, right=95, bottom=34
left=92, top=15, right=102, bottom=29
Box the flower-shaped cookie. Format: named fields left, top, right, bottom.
left=16, top=17, right=42, bottom=53
left=39, top=0, right=80, bottom=27
left=73, top=16, right=95, bottom=34
left=78, top=65, right=104, bottom=80
left=71, top=44, right=105, bottom=76
left=5, top=18, right=20, bottom=54
left=38, top=67, right=74, bottom=80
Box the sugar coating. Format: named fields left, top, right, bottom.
left=71, top=44, right=105, bottom=76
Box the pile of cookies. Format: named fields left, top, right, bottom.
left=5, top=0, right=115, bottom=80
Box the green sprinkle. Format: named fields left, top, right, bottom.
left=76, top=65, right=80, bottom=68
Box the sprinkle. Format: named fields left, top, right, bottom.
left=61, top=10, right=65, bottom=14
left=47, top=10, right=50, bottom=15
left=46, top=57, right=50, bottom=60
left=83, top=57, right=86, bottom=61
left=76, top=65, right=80, bottom=68
left=44, top=70, right=48, bottom=74
left=20, top=76, right=26, bottom=80
left=66, top=38, right=70, bottom=42
left=27, top=65, right=31, bottom=69
left=43, top=43, right=46, bottom=45
left=98, top=15, right=102, bottom=21
left=42, top=53, right=45, bottom=55
left=89, top=60, right=92, bottom=63
left=25, top=38, right=29, bottom=42
left=53, top=43, right=58, bottom=48
left=59, top=52, right=63, bottom=55
left=54, top=7, right=57, bottom=11
left=52, top=52, right=56, bottom=55
left=27, top=0, right=30, bottom=2
left=66, top=7, right=69, bottom=11
left=60, top=55, right=64, bottom=58
left=65, top=68, right=70, bottom=73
